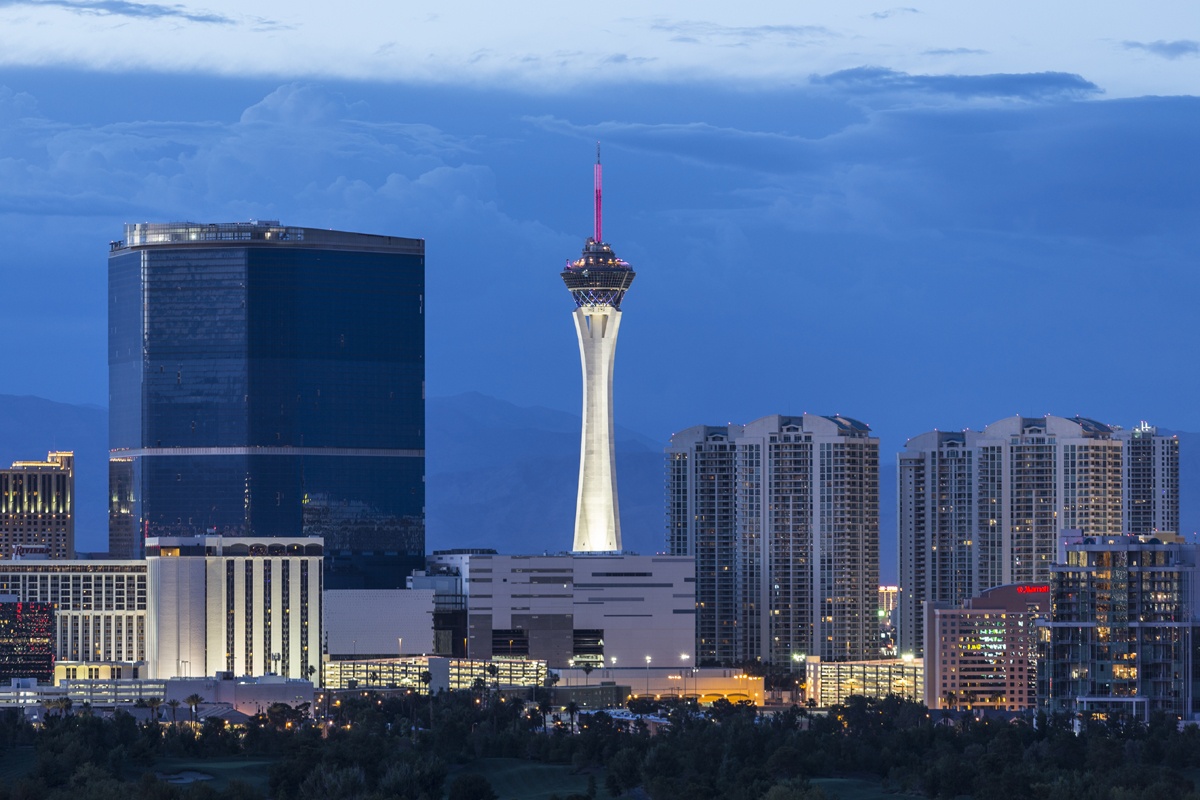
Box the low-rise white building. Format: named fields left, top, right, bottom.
left=147, top=536, right=323, bottom=680
left=428, top=552, right=695, bottom=669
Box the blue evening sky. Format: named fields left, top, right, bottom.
left=1, top=2, right=1199, bottom=537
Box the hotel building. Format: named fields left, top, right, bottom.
left=0, top=451, right=74, bottom=559
left=108, top=221, right=425, bottom=589
left=924, top=583, right=1048, bottom=711
left=147, top=535, right=322, bottom=680
left=0, top=559, right=146, bottom=665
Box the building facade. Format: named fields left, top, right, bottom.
left=108, top=221, right=425, bottom=589
left=898, top=415, right=1149, bottom=656
left=1040, top=533, right=1200, bottom=723
left=924, top=583, right=1048, bottom=712
left=146, top=535, right=323, bottom=680
left=1117, top=423, right=1180, bottom=537
left=0, top=560, right=147, bottom=665
left=0, top=451, right=73, bottom=559
left=561, top=156, right=635, bottom=554
left=804, top=656, right=923, bottom=708
left=427, top=552, right=694, bottom=670
left=0, top=600, right=54, bottom=682
left=666, top=425, right=741, bottom=665
left=668, top=414, right=880, bottom=667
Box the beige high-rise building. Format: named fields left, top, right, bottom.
left=0, top=451, right=74, bottom=559
left=668, top=415, right=880, bottom=668
left=899, top=415, right=1131, bottom=656
left=1117, top=422, right=1180, bottom=536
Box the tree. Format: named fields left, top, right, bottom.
left=420, top=670, right=434, bottom=729
left=565, top=701, right=580, bottom=733
left=146, top=697, right=162, bottom=725
left=184, top=694, right=205, bottom=727
left=486, top=663, right=500, bottom=693
left=581, top=663, right=594, bottom=687
left=167, top=699, right=181, bottom=726
left=45, top=697, right=72, bottom=718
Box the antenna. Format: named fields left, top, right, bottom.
left=594, top=142, right=602, bottom=243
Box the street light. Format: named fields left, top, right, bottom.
left=680, top=653, right=689, bottom=701
left=645, top=655, right=652, bottom=697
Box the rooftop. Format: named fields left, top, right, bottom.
left=110, top=221, right=423, bottom=254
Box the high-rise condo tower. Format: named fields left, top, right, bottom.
left=562, top=147, right=635, bottom=552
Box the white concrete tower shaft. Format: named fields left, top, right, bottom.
left=572, top=305, right=623, bottom=551
left=561, top=147, right=635, bottom=552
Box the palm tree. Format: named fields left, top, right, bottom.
left=147, top=697, right=162, bottom=725
left=581, top=664, right=594, bottom=687
left=486, top=663, right=500, bottom=694
left=538, top=695, right=552, bottom=732
left=45, top=697, right=71, bottom=719
left=184, top=694, right=205, bottom=727
left=420, top=670, right=434, bottom=730
left=167, top=699, right=181, bottom=726
left=565, top=700, right=580, bottom=733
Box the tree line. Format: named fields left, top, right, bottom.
left=4, top=690, right=1200, bottom=799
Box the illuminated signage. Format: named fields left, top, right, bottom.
left=1016, top=585, right=1049, bottom=594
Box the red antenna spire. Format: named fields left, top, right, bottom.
left=594, top=142, right=603, bottom=243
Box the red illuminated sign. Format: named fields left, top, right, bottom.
left=1017, top=585, right=1049, bottom=594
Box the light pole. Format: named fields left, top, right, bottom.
left=645, top=655, right=651, bottom=697
left=680, top=653, right=689, bottom=701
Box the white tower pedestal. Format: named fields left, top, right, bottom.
left=572, top=306, right=623, bottom=552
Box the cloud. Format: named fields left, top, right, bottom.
left=871, top=7, right=919, bottom=19
left=650, top=19, right=835, bottom=47
left=812, top=66, right=1100, bottom=102
left=923, top=47, right=988, bottom=56
left=525, top=115, right=811, bottom=175
left=604, top=53, right=656, bottom=65
left=1122, top=40, right=1200, bottom=60
left=0, top=0, right=234, bottom=24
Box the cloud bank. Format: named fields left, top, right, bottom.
left=0, top=0, right=234, bottom=24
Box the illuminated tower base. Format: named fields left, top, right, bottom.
left=572, top=305, right=623, bottom=552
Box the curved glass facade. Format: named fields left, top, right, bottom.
left=108, top=223, right=425, bottom=589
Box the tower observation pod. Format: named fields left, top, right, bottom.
left=562, top=146, right=635, bottom=553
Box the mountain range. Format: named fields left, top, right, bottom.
left=0, top=393, right=1194, bottom=584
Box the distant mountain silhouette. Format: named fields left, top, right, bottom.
left=0, top=393, right=1191, bottom=568
left=427, top=392, right=666, bottom=555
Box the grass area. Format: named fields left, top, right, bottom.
left=813, top=777, right=910, bottom=800
left=144, top=756, right=276, bottom=792
left=459, top=757, right=611, bottom=800
left=0, top=747, right=36, bottom=783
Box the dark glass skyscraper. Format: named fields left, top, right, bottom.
left=108, top=221, right=424, bottom=589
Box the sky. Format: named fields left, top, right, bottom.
left=1, top=2, right=1199, bottom=540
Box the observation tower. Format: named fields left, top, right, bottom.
left=562, top=146, right=635, bottom=553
